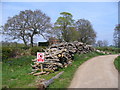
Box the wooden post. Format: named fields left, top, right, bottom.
left=41, top=64, right=43, bottom=72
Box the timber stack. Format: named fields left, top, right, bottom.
left=31, top=41, right=95, bottom=75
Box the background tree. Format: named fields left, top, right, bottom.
left=54, top=12, right=75, bottom=42
left=113, top=24, right=120, bottom=48
left=75, top=19, right=96, bottom=45
left=3, top=10, right=51, bottom=47
left=96, top=40, right=108, bottom=47
left=102, top=40, right=108, bottom=47
left=66, top=27, right=79, bottom=42
left=97, top=40, right=103, bottom=47
left=48, top=26, right=62, bottom=41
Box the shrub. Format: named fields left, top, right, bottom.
left=2, top=47, right=23, bottom=60
left=2, top=46, right=47, bottom=60
left=19, top=46, right=30, bottom=50
left=2, top=47, right=12, bottom=60
left=30, top=46, right=46, bottom=56
left=114, top=56, right=120, bottom=71
left=96, top=47, right=120, bottom=53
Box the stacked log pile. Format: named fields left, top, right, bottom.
left=31, top=41, right=95, bottom=75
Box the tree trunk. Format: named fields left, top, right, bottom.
left=118, top=30, right=120, bottom=48
left=30, top=36, right=34, bottom=47
left=23, top=36, right=27, bottom=46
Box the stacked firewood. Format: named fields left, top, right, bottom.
left=31, top=41, right=95, bottom=75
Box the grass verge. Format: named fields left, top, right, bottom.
left=2, top=56, right=65, bottom=88
left=114, top=56, right=120, bottom=71
left=2, top=56, right=36, bottom=88
left=47, top=52, right=104, bottom=88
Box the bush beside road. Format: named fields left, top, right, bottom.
left=114, top=56, right=120, bottom=71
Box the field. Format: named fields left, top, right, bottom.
left=2, top=52, right=104, bottom=88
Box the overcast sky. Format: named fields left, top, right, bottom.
left=1, top=2, right=118, bottom=45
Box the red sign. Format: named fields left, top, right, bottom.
left=37, top=52, right=45, bottom=63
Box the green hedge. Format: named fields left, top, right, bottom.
left=96, top=47, right=120, bottom=53
left=2, top=47, right=23, bottom=60
left=30, top=46, right=46, bottom=56
left=19, top=46, right=30, bottom=50
left=2, top=46, right=47, bottom=60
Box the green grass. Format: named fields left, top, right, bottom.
left=114, top=56, right=120, bottom=71
left=47, top=52, right=104, bottom=88
left=2, top=55, right=63, bottom=88
left=2, top=56, right=36, bottom=88
left=2, top=51, right=104, bottom=88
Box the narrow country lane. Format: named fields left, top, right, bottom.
left=69, top=55, right=118, bottom=88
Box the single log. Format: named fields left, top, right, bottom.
left=33, top=72, right=46, bottom=76
left=40, top=71, right=64, bottom=88
left=45, top=59, right=60, bottom=61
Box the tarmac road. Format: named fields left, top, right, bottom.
left=69, top=55, right=118, bottom=88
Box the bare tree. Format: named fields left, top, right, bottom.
left=103, top=40, right=108, bottom=47
left=97, top=40, right=103, bottom=47
left=96, top=40, right=108, bottom=47
left=3, top=10, right=51, bottom=47
left=75, top=19, right=96, bottom=45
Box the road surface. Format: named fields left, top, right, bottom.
left=69, top=55, right=118, bottom=88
